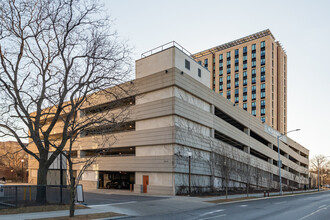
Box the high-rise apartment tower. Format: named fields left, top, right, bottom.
left=193, top=29, right=287, bottom=133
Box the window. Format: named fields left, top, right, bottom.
left=243, top=71, right=247, bottom=77
left=261, top=83, right=266, bottom=89
left=261, top=58, right=265, bottom=65
left=235, top=49, right=239, bottom=56
left=235, top=97, right=239, bottom=103
left=261, top=92, right=265, bottom=98
left=235, top=88, right=239, bottom=95
left=243, top=95, right=247, bottom=101
left=252, top=44, right=256, bottom=51
left=185, top=59, right=190, bottom=70
left=261, top=100, right=265, bottom=107
left=252, top=85, right=256, bottom=92
left=261, top=41, right=265, bottom=48
left=243, top=79, right=247, bottom=86
left=227, top=75, right=231, bottom=81
left=243, top=87, right=248, bottom=94
left=261, top=108, right=266, bottom=115
left=227, top=68, right=231, bottom=74
left=235, top=81, right=239, bottom=87
left=219, top=85, right=223, bottom=90
left=252, top=110, right=256, bottom=116
left=198, top=61, right=202, bottom=65
left=219, top=62, right=223, bottom=68
left=243, top=55, right=247, bottom=61
left=235, top=57, right=239, bottom=64
left=243, top=103, right=247, bottom=110
left=243, top=63, right=247, bottom=70
left=243, top=47, right=247, bottom=54
left=261, top=117, right=265, bottom=122
left=227, top=60, right=231, bottom=65
left=219, top=69, right=223, bottom=75
left=252, top=93, right=256, bottom=100
left=252, top=76, right=256, bottom=84
left=252, top=61, right=256, bottom=67
left=204, top=59, right=208, bottom=68
left=198, top=68, right=201, bottom=77
left=219, top=54, right=223, bottom=60
left=252, top=69, right=256, bottom=76
left=261, top=66, right=265, bottom=73
left=252, top=101, right=256, bottom=108
left=227, top=83, right=231, bottom=89
left=220, top=92, right=223, bottom=96
left=227, top=51, right=231, bottom=58
left=261, top=75, right=265, bottom=82
left=227, top=91, right=231, bottom=99
left=261, top=50, right=265, bottom=56
left=252, top=53, right=256, bottom=59
left=235, top=73, right=239, bottom=80
left=235, top=66, right=239, bottom=72
left=219, top=77, right=223, bottom=82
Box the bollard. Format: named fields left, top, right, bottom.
left=267, top=191, right=270, bottom=197
left=29, top=186, right=32, bottom=201
left=264, top=191, right=266, bottom=197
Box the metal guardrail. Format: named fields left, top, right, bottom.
left=141, top=41, right=194, bottom=58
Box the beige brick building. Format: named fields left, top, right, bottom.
left=193, top=29, right=287, bottom=133
left=28, top=43, right=308, bottom=195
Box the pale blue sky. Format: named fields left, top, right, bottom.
left=104, top=0, right=330, bottom=159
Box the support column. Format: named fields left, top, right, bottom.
left=268, top=143, right=273, bottom=149
left=244, top=128, right=250, bottom=136
left=243, top=146, right=250, bottom=154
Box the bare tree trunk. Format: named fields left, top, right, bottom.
left=36, top=163, right=48, bottom=203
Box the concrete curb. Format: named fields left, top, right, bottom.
left=205, top=190, right=327, bottom=205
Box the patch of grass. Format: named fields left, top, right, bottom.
left=207, top=196, right=257, bottom=203
left=34, top=212, right=125, bottom=220
left=0, top=204, right=87, bottom=215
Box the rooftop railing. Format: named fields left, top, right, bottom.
left=141, top=41, right=193, bottom=58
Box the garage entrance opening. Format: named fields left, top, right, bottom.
left=99, top=171, right=135, bottom=190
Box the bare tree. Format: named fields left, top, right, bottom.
left=0, top=0, right=132, bottom=215
left=0, top=142, right=28, bottom=181
left=311, top=155, right=329, bottom=190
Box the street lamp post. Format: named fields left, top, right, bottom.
left=277, top=129, right=300, bottom=195
left=21, top=159, right=25, bottom=183
left=187, top=151, right=192, bottom=196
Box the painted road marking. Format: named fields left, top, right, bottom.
left=274, top=201, right=286, bottom=205
left=298, top=204, right=330, bottom=220
left=199, top=214, right=226, bottom=220
left=239, top=204, right=248, bottom=207
left=87, top=201, right=137, bottom=207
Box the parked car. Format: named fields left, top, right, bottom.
left=105, top=180, right=130, bottom=189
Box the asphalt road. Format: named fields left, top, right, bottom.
left=129, top=191, right=330, bottom=220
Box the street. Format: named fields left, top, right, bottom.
left=84, top=190, right=330, bottom=220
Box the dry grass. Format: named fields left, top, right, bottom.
left=34, top=212, right=124, bottom=220
left=207, top=196, right=257, bottom=203
left=0, top=204, right=87, bottom=215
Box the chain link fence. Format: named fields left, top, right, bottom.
left=0, top=185, right=70, bottom=209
